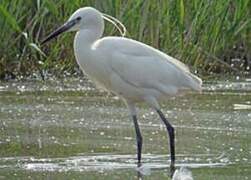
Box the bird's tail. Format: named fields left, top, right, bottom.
left=187, top=73, right=202, bottom=92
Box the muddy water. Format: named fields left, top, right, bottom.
left=0, top=78, right=250, bottom=179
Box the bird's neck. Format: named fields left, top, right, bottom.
left=73, top=29, right=103, bottom=68
left=74, top=29, right=98, bottom=54
left=73, top=19, right=104, bottom=55
left=74, top=28, right=102, bottom=46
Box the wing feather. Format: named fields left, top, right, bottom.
left=94, top=37, right=201, bottom=93
left=111, top=50, right=190, bottom=92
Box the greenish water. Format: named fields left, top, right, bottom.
left=0, top=78, right=250, bottom=179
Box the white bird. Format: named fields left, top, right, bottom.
left=42, top=7, right=202, bottom=177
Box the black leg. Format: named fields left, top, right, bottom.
left=132, top=115, right=143, bottom=166
left=156, top=109, right=175, bottom=177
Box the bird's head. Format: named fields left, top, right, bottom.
left=41, top=7, right=103, bottom=44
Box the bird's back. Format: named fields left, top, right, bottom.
left=94, top=36, right=189, bottom=72
left=92, top=36, right=202, bottom=99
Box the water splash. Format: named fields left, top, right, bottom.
left=136, top=165, right=151, bottom=176
left=172, top=167, right=193, bottom=180
left=0, top=153, right=230, bottom=173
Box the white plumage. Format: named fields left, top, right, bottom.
left=42, top=7, right=202, bottom=177
left=71, top=8, right=202, bottom=110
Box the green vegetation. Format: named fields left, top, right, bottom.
left=0, top=0, right=251, bottom=79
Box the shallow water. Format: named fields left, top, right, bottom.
left=0, top=78, right=250, bottom=179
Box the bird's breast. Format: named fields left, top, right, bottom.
left=73, top=32, right=114, bottom=91
left=75, top=50, right=112, bottom=91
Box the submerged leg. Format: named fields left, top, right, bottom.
left=156, top=109, right=175, bottom=176
left=132, top=115, right=143, bottom=166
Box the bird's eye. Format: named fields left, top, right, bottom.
left=76, top=17, right=82, bottom=21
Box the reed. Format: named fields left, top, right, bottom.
left=0, top=0, right=250, bottom=79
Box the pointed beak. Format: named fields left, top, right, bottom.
left=41, top=17, right=80, bottom=44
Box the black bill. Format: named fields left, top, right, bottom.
left=41, top=17, right=81, bottom=44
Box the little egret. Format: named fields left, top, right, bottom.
left=42, top=7, right=202, bottom=177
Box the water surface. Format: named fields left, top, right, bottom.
left=0, top=78, right=250, bottom=179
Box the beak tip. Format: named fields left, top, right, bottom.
left=41, top=36, right=53, bottom=45
left=40, top=36, right=54, bottom=45
left=41, top=39, right=47, bottom=45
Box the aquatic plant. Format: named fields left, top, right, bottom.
left=0, top=0, right=250, bottom=79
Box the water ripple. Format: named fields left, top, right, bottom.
left=0, top=154, right=231, bottom=173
